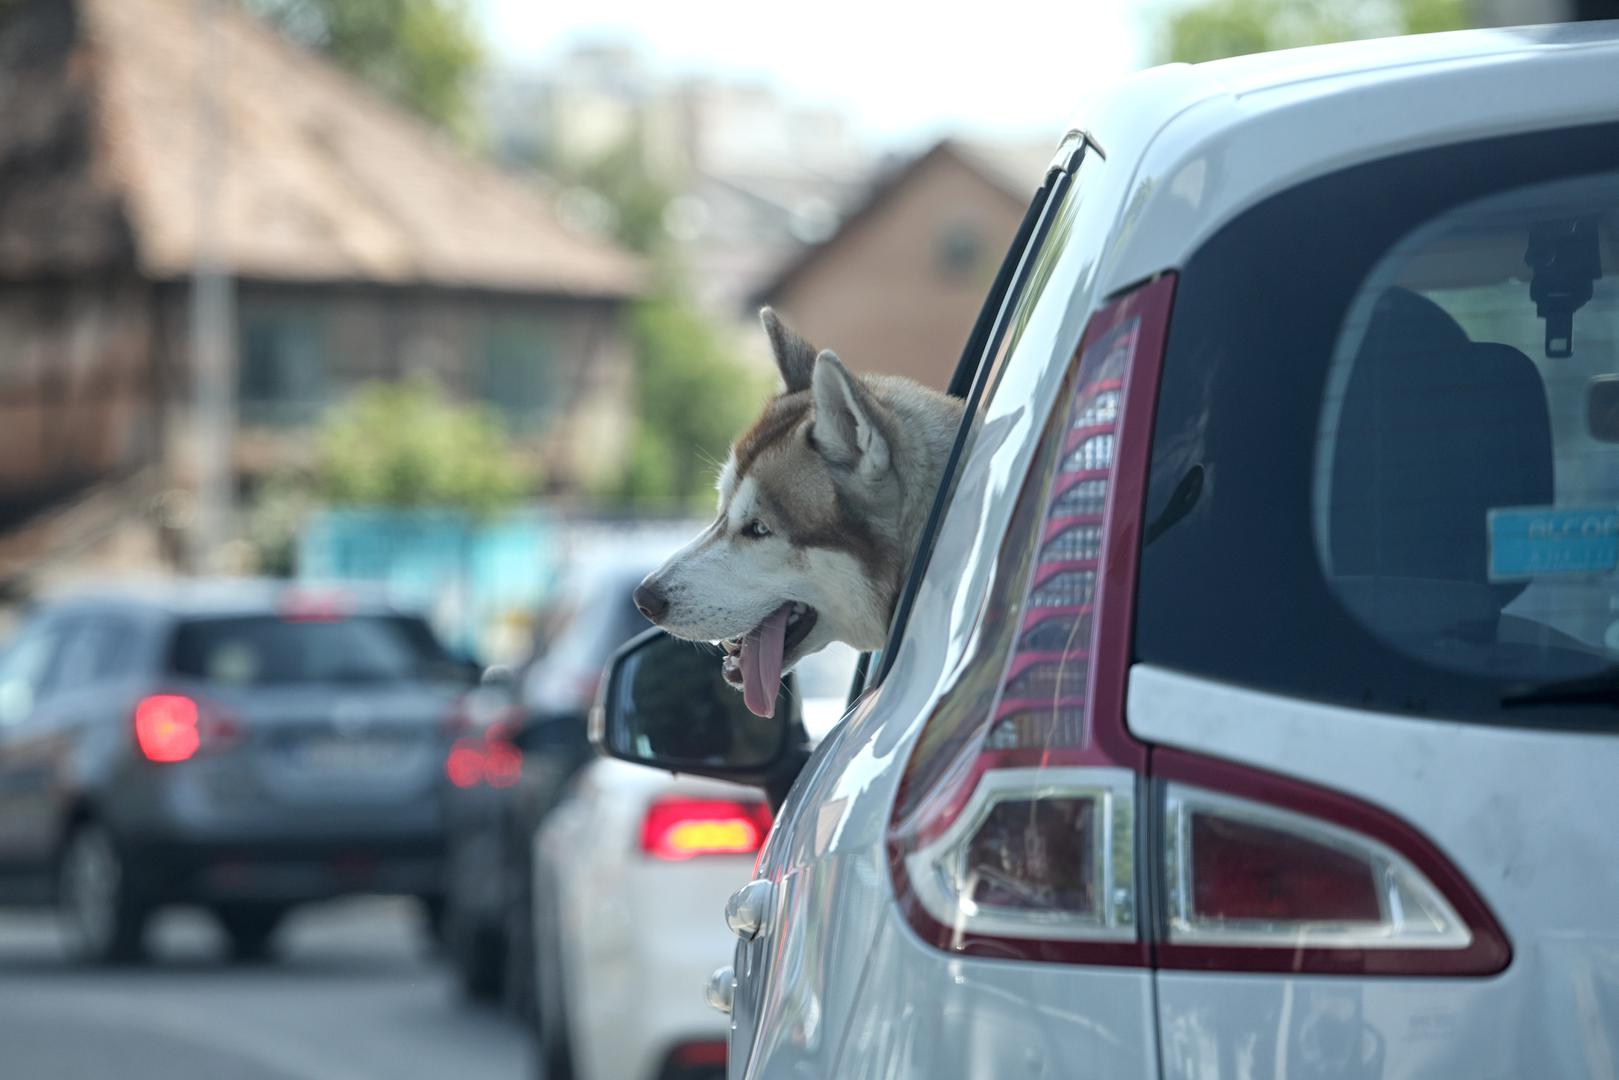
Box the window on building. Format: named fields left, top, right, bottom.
left=239, top=303, right=328, bottom=427
left=479, top=316, right=556, bottom=432
left=937, top=220, right=984, bottom=280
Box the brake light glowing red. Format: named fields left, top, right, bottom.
left=668, top=1040, right=727, bottom=1068
left=445, top=739, right=483, bottom=788
left=482, top=735, right=522, bottom=789
left=444, top=715, right=523, bottom=790
left=134, top=695, right=201, bottom=763
left=277, top=590, right=350, bottom=623
left=641, top=798, right=771, bottom=860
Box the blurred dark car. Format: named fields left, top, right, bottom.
left=442, top=559, right=653, bottom=1013
left=0, top=581, right=478, bottom=963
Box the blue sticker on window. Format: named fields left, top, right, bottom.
left=1488, top=506, right=1619, bottom=581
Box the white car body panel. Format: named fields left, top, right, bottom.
left=732, top=23, right=1619, bottom=1080
left=537, top=759, right=757, bottom=1080
left=1093, top=23, right=1619, bottom=299
left=1131, top=664, right=1619, bottom=1078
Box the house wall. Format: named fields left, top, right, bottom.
left=153, top=283, right=634, bottom=493
left=0, top=275, right=160, bottom=515
left=764, top=154, right=1026, bottom=391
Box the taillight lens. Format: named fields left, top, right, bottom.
left=135, top=694, right=201, bottom=763
left=482, top=721, right=522, bottom=789
left=134, top=694, right=245, bottom=763
left=443, top=709, right=524, bottom=790
left=641, top=798, right=771, bottom=861
left=1165, top=786, right=1468, bottom=949
left=888, top=276, right=1174, bottom=963
left=886, top=271, right=1510, bottom=975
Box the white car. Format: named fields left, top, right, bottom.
left=596, top=23, right=1619, bottom=1080
left=532, top=644, right=859, bottom=1080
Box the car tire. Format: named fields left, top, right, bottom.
left=57, top=822, right=148, bottom=965
left=533, top=872, right=574, bottom=1080
left=450, top=914, right=504, bottom=1002
left=419, top=894, right=448, bottom=948
left=215, top=903, right=288, bottom=963
left=503, top=882, right=538, bottom=1029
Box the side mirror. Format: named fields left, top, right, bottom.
left=590, top=629, right=806, bottom=808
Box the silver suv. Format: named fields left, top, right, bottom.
left=599, top=23, right=1619, bottom=1079
left=0, top=581, right=474, bottom=962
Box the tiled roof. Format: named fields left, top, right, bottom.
left=5, top=0, right=644, bottom=296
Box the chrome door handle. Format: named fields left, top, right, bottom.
left=705, top=965, right=735, bottom=1015
left=725, top=878, right=773, bottom=941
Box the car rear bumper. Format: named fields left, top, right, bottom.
left=123, top=835, right=444, bottom=904
left=565, top=857, right=741, bottom=1080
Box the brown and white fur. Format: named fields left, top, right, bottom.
left=634, top=308, right=964, bottom=681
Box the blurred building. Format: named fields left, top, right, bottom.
left=483, top=48, right=872, bottom=316
left=0, top=0, right=643, bottom=592
left=754, top=139, right=1054, bottom=390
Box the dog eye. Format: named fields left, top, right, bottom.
left=743, top=520, right=771, bottom=539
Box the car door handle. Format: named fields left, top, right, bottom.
left=725, top=878, right=773, bottom=941
left=704, top=965, right=735, bottom=1015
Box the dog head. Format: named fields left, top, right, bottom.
left=635, top=309, right=909, bottom=717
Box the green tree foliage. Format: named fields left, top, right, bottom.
left=246, top=0, right=484, bottom=138
left=565, top=135, right=674, bottom=255
left=1153, top=0, right=1470, bottom=64
left=607, top=292, right=770, bottom=507
left=316, top=380, right=529, bottom=514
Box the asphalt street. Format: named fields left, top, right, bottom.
left=0, top=898, right=533, bottom=1080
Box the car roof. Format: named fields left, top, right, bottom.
left=39, top=578, right=413, bottom=619
left=1074, top=22, right=1619, bottom=295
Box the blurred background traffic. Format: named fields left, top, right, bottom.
left=0, top=0, right=1611, bottom=1078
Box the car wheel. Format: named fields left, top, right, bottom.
left=503, top=883, right=538, bottom=1028
left=215, top=903, right=288, bottom=963
left=533, top=873, right=574, bottom=1080
left=57, top=823, right=148, bottom=965
left=450, top=909, right=504, bottom=1002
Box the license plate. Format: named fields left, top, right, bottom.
left=296, top=736, right=407, bottom=771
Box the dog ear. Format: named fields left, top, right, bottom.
left=760, top=307, right=816, bottom=394
left=810, top=350, right=890, bottom=480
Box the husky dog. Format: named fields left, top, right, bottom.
left=633, top=309, right=964, bottom=718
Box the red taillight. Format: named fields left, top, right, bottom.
left=134, top=694, right=201, bottom=762
left=1186, top=808, right=1381, bottom=924
left=482, top=723, right=522, bottom=790
left=1154, top=752, right=1509, bottom=975
left=443, top=709, right=524, bottom=790
left=134, top=694, right=244, bottom=763
left=887, top=276, right=1172, bottom=965
left=445, top=740, right=484, bottom=788
left=885, top=273, right=1509, bottom=975
left=641, top=798, right=771, bottom=861
left=668, top=1039, right=727, bottom=1068
left=277, top=589, right=350, bottom=623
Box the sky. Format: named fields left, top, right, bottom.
left=475, top=0, right=1150, bottom=150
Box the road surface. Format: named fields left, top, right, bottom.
left=0, top=898, right=533, bottom=1080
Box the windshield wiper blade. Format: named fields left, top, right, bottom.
left=1501, top=668, right=1619, bottom=708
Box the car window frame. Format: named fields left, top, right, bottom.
left=867, top=132, right=1094, bottom=690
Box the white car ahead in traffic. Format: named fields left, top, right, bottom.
left=532, top=644, right=858, bottom=1080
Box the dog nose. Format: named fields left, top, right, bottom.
left=633, top=581, right=668, bottom=622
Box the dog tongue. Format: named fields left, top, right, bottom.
left=741, top=603, right=791, bottom=718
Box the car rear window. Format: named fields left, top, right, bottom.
left=169, top=614, right=459, bottom=686
left=1136, top=122, right=1619, bottom=727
